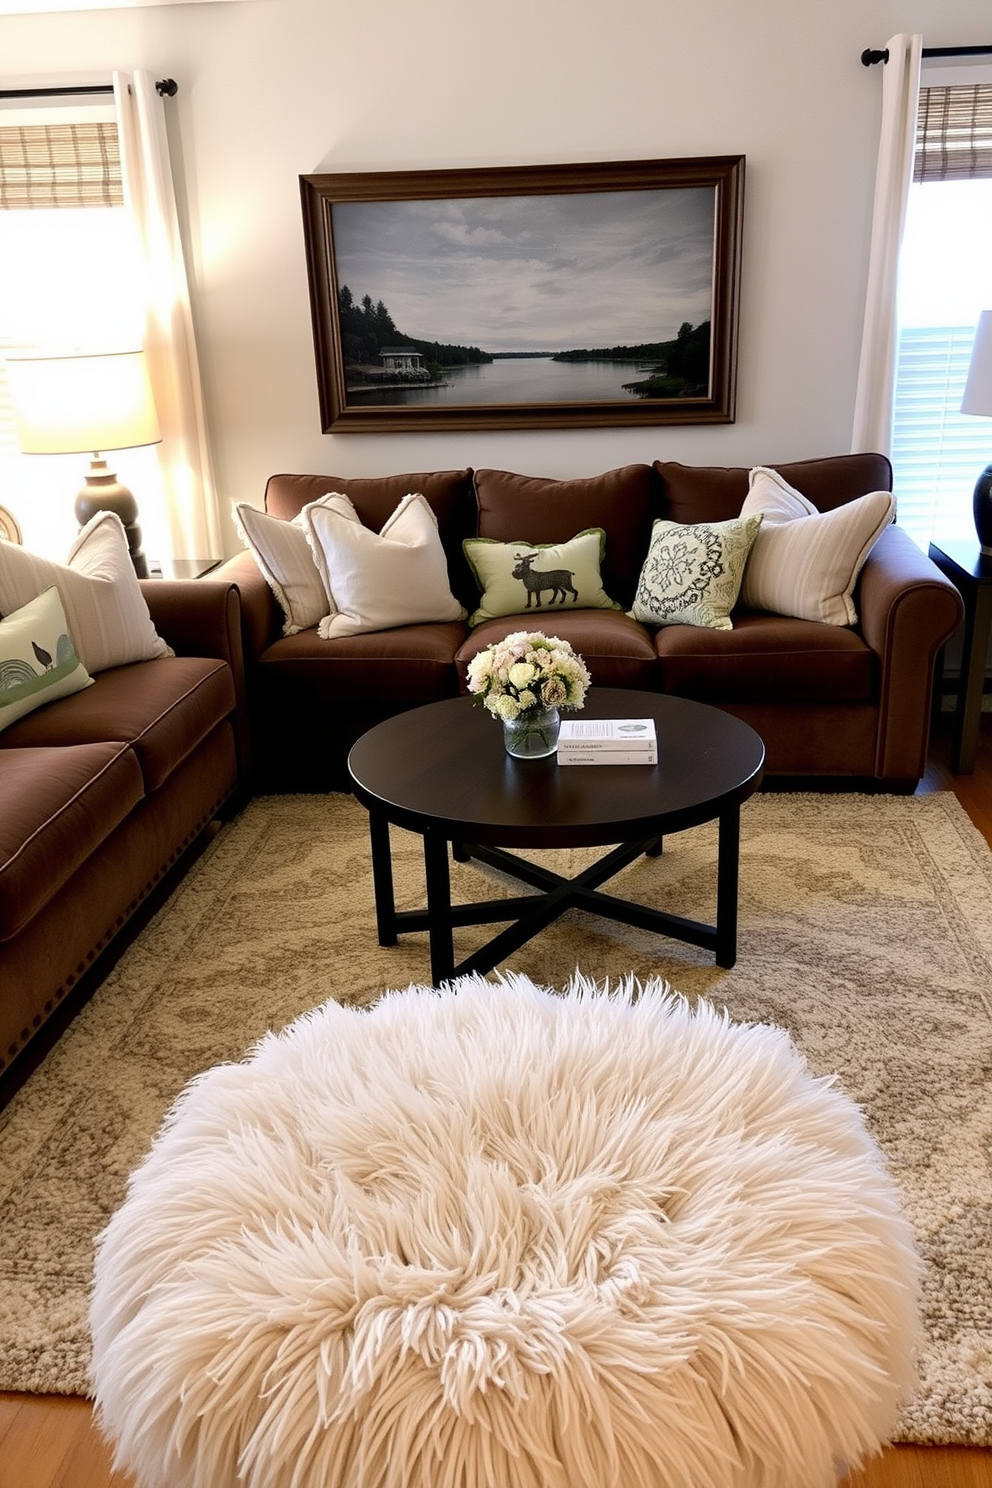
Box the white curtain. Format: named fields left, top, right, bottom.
left=113, top=70, right=222, bottom=562
left=851, top=34, right=923, bottom=456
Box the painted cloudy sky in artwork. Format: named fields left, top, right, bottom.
left=331, top=187, right=716, bottom=354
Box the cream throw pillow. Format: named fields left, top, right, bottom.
left=233, top=495, right=356, bottom=635
left=740, top=467, right=895, bottom=626
left=0, top=513, right=172, bottom=674
left=0, top=585, right=93, bottom=732
left=304, top=493, right=466, bottom=639
left=463, top=529, right=621, bottom=627
left=630, top=515, right=762, bottom=630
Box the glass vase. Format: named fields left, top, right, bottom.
left=502, top=705, right=561, bottom=759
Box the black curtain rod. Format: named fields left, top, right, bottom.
left=862, top=44, right=992, bottom=66
left=0, top=78, right=177, bottom=100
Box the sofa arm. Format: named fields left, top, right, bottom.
left=211, top=550, right=282, bottom=662
left=140, top=577, right=252, bottom=785
left=141, top=578, right=240, bottom=662
left=857, top=524, right=964, bottom=783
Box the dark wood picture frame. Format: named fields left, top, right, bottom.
left=300, top=155, right=744, bottom=433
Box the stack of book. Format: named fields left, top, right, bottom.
left=557, top=718, right=658, bottom=766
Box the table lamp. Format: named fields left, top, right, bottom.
left=6, top=349, right=161, bottom=577
left=961, top=310, right=992, bottom=558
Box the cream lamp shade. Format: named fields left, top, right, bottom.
left=961, top=311, right=992, bottom=420
left=961, top=311, right=992, bottom=557
left=6, top=349, right=161, bottom=576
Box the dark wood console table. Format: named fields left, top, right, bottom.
left=929, top=539, right=992, bottom=773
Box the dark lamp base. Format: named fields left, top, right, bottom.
left=75, top=460, right=148, bottom=578
left=973, top=463, right=992, bottom=559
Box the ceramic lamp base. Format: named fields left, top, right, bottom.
left=75, top=459, right=148, bottom=578
left=973, top=463, right=992, bottom=558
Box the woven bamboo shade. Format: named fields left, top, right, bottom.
left=0, top=122, right=122, bottom=208
left=915, top=84, right=992, bottom=182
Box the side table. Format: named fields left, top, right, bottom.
left=928, top=538, right=992, bottom=773
left=146, top=558, right=221, bottom=580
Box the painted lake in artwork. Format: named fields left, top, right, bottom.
left=345, top=357, right=654, bottom=407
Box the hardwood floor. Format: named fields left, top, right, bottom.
left=2, top=712, right=990, bottom=1488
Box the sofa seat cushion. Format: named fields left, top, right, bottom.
left=456, top=610, right=659, bottom=691
left=655, top=611, right=874, bottom=703
left=257, top=620, right=469, bottom=703
left=0, top=743, right=144, bottom=940
left=473, top=467, right=656, bottom=609
left=0, top=657, right=236, bottom=793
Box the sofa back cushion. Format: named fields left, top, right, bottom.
left=264, top=469, right=477, bottom=609
left=473, top=466, right=656, bottom=609
left=653, top=453, right=894, bottom=525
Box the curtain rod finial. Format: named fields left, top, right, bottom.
left=156, top=78, right=178, bottom=97
left=861, top=47, right=890, bottom=66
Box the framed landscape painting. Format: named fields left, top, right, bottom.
left=300, top=155, right=745, bottom=432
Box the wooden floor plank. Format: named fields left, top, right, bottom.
left=0, top=1394, right=25, bottom=1454
left=844, top=1444, right=927, bottom=1486
left=51, top=1402, right=134, bottom=1488
left=0, top=1393, right=92, bottom=1488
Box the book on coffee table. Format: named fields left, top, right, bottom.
left=558, top=718, right=657, bottom=765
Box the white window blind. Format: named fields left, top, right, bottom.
left=891, top=60, right=992, bottom=550
left=892, top=326, right=991, bottom=541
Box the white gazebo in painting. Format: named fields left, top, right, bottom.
left=379, top=347, right=425, bottom=373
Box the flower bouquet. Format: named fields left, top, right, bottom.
left=465, top=630, right=591, bottom=758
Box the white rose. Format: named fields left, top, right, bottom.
left=509, top=662, right=536, bottom=688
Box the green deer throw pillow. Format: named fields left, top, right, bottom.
left=463, top=529, right=621, bottom=627
left=629, top=514, right=763, bottom=629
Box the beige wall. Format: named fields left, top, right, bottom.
left=2, top=0, right=989, bottom=555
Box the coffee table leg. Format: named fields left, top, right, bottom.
left=715, top=805, right=740, bottom=968
left=368, top=810, right=397, bottom=947
left=644, top=836, right=663, bottom=857
left=423, top=829, right=456, bottom=984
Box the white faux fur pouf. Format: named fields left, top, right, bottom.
left=91, top=974, right=920, bottom=1488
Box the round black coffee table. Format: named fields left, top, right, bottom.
left=348, top=689, right=765, bottom=983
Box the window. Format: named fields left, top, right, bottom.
left=891, top=61, right=992, bottom=550
left=0, top=103, right=160, bottom=557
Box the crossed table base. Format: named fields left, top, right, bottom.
left=348, top=690, right=765, bottom=987
left=367, top=814, right=747, bottom=984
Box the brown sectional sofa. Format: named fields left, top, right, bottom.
left=216, top=453, right=964, bottom=796
left=0, top=579, right=248, bottom=1078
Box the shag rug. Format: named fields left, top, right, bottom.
left=0, top=791, right=991, bottom=1450
left=90, top=976, right=920, bottom=1488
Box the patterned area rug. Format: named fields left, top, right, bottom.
left=0, top=790, right=990, bottom=1445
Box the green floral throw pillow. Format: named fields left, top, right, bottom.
left=463, top=528, right=621, bottom=627
left=629, top=514, right=763, bottom=629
